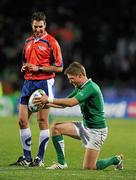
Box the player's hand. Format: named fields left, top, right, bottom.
left=21, top=63, right=28, bottom=72
left=33, top=94, right=49, bottom=105
left=27, top=63, right=39, bottom=72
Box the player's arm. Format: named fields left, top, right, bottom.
left=46, top=38, right=63, bottom=73
left=26, top=64, right=63, bottom=73
left=43, top=103, right=65, bottom=109
left=50, top=97, right=79, bottom=107
left=34, top=94, right=79, bottom=107
left=38, top=65, right=63, bottom=73
left=21, top=63, right=28, bottom=72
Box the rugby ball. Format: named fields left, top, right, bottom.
left=28, top=89, right=45, bottom=112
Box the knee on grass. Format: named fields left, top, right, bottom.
left=83, top=165, right=97, bottom=170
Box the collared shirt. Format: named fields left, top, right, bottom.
left=22, top=32, right=63, bottom=80
left=68, top=79, right=107, bottom=129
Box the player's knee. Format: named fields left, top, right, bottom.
left=83, top=165, right=96, bottom=170
left=18, top=118, right=28, bottom=128
left=51, top=123, right=60, bottom=135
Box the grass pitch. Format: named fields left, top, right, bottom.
left=0, top=115, right=136, bottom=180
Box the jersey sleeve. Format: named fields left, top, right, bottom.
left=74, top=84, right=97, bottom=103
left=51, top=39, right=63, bottom=67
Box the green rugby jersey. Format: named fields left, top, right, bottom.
left=68, top=79, right=107, bottom=129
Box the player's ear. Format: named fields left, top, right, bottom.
left=79, top=73, right=82, bottom=78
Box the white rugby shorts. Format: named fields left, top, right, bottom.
left=73, top=122, right=108, bottom=151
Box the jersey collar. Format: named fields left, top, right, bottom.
left=80, top=78, right=92, bottom=88
left=34, top=32, right=48, bottom=42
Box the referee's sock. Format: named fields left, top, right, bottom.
left=20, top=128, right=32, bottom=161
left=37, top=129, right=50, bottom=160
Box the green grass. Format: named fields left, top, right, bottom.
left=0, top=115, right=136, bottom=180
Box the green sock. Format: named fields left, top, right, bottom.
left=96, top=156, right=119, bottom=170
left=52, top=135, right=66, bottom=165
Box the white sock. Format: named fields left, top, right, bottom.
left=20, top=128, right=32, bottom=159
left=37, top=129, right=50, bottom=160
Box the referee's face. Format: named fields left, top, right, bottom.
left=32, top=20, right=46, bottom=37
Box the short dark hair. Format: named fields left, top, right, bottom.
left=64, top=61, right=86, bottom=76
left=31, top=11, right=46, bottom=24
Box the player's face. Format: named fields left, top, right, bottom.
left=32, top=20, right=46, bottom=37
left=67, top=74, right=81, bottom=87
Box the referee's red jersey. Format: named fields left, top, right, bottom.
left=23, top=32, right=63, bottom=80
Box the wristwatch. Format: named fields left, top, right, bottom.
left=38, top=66, right=43, bottom=72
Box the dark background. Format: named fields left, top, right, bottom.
left=0, top=0, right=136, bottom=98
